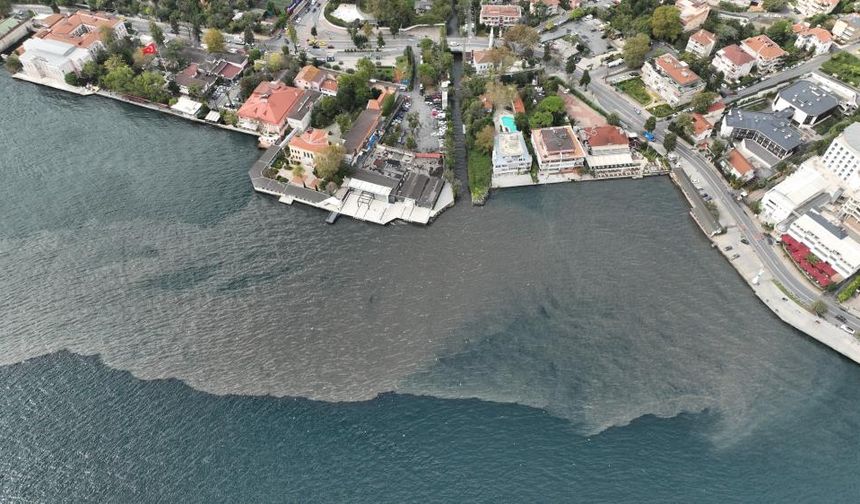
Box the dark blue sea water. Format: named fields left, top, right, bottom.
left=2, top=72, right=860, bottom=502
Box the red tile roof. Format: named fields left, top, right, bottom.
left=289, top=128, right=330, bottom=153
left=512, top=95, right=525, bottom=114
left=727, top=148, right=753, bottom=175
left=654, top=53, right=701, bottom=86
left=719, top=44, right=755, bottom=66
left=237, top=81, right=304, bottom=127
left=36, top=10, right=122, bottom=49
left=690, top=29, right=716, bottom=46
left=742, top=35, right=787, bottom=61
left=580, top=125, right=628, bottom=147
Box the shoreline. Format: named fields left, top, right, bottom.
left=673, top=153, right=860, bottom=366
left=10, top=71, right=860, bottom=363
left=11, top=73, right=259, bottom=138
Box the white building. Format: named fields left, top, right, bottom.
left=492, top=131, right=532, bottom=176
left=821, top=123, right=860, bottom=191
left=479, top=4, right=522, bottom=27
left=685, top=29, right=717, bottom=58
left=808, top=72, right=859, bottom=113
left=793, top=24, right=833, bottom=55
left=773, top=80, right=839, bottom=127
left=759, top=158, right=840, bottom=224
left=531, top=125, right=587, bottom=173
left=579, top=125, right=638, bottom=172
left=711, top=44, right=755, bottom=82
left=787, top=210, right=860, bottom=279
left=676, top=0, right=710, bottom=32
left=641, top=53, right=705, bottom=107
left=833, top=14, right=860, bottom=44
left=18, top=38, right=92, bottom=82
left=794, top=0, right=839, bottom=19
left=468, top=49, right=495, bottom=75
left=740, top=35, right=787, bottom=74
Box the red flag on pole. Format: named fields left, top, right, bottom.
left=142, top=42, right=157, bottom=55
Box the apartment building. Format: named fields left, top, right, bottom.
left=711, top=44, right=755, bottom=82
left=740, top=35, right=787, bottom=73
left=492, top=131, right=533, bottom=176
left=530, top=125, right=587, bottom=173
left=685, top=29, right=717, bottom=58
left=641, top=53, right=705, bottom=107
left=479, top=4, right=522, bottom=27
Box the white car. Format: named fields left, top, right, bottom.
left=840, top=324, right=855, bottom=335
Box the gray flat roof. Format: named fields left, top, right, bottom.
left=808, top=209, right=847, bottom=238
left=289, top=90, right=320, bottom=120
left=777, top=80, right=839, bottom=117
left=418, top=176, right=444, bottom=208
left=724, top=108, right=803, bottom=151
left=343, top=109, right=382, bottom=153
left=396, top=171, right=429, bottom=201
left=351, top=168, right=400, bottom=189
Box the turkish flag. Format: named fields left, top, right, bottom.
left=142, top=42, right=157, bottom=55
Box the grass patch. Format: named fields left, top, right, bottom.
left=616, top=78, right=652, bottom=106
left=467, top=150, right=492, bottom=203
left=813, top=115, right=840, bottom=135
left=820, top=52, right=860, bottom=86
left=648, top=103, right=674, bottom=118
left=837, top=275, right=860, bottom=303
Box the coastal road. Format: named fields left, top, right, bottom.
left=583, top=63, right=860, bottom=330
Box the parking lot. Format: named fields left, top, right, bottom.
left=543, top=16, right=612, bottom=56
left=383, top=89, right=444, bottom=152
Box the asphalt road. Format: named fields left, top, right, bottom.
left=584, top=62, right=860, bottom=329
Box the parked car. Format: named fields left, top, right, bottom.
left=840, top=324, right=856, bottom=335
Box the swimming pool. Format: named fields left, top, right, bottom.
left=500, top=115, right=517, bottom=132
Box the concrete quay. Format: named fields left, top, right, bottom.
left=676, top=156, right=860, bottom=365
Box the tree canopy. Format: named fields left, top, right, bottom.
left=651, top=6, right=683, bottom=42
left=203, top=28, right=225, bottom=53
left=623, top=33, right=651, bottom=69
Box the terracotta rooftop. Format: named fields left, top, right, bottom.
left=480, top=4, right=522, bottom=17
left=718, top=44, right=755, bottom=66
left=796, top=26, right=833, bottom=43
left=653, top=53, right=701, bottom=86
left=580, top=125, right=628, bottom=147
left=692, top=113, right=712, bottom=136
left=320, top=78, right=338, bottom=93
left=237, top=81, right=304, bottom=127
left=289, top=128, right=330, bottom=154
left=690, top=29, right=716, bottom=46
left=296, top=65, right=326, bottom=85
left=727, top=148, right=754, bottom=175
left=742, top=35, right=787, bottom=61
left=512, top=95, right=525, bottom=114
left=35, top=10, right=122, bottom=49
left=472, top=49, right=494, bottom=65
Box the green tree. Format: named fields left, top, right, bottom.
left=663, top=132, right=677, bottom=152
left=651, top=6, right=683, bottom=42
left=691, top=91, right=718, bottom=114
left=267, top=52, right=285, bottom=72
left=623, top=33, right=651, bottom=69
left=203, top=28, right=225, bottom=53
left=504, top=24, right=540, bottom=49
left=0, top=0, right=12, bottom=16
left=675, top=112, right=694, bottom=136
left=389, top=19, right=401, bottom=37
left=311, top=26, right=318, bottom=37
left=377, top=31, right=385, bottom=50
left=710, top=138, right=726, bottom=159
left=644, top=116, right=657, bottom=132
left=565, top=54, right=578, bottom=74
left=64, top=72, right=81, bottom=86
left=4, top=53, right=21, bottom=73
left=766, top=19, right=792, bottom=45
left=418, top=62, right=437, bottom=87
left=244, top=25, right=255, bottom=45
left=381, top=93, right=396, bottom=116
left=762, top=0, right=787, bottom=12
left=811, top=299, right=828, bottom=317
left=514, top=112, right=529, bottom=132
left=579, top=69, right=591, bottom=90
left=475, top=124, right=496, bottom=153
left=149, top=21, right=165, bottom=47
left=607, top=112, right=621, bottom=126
left=287, top=23, right=298, bottom=51
left=316, top=143, right=345, bottom=179
left=406, top=135, right=417, bottom=149
left=529, top=111, right=554, bottom=129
